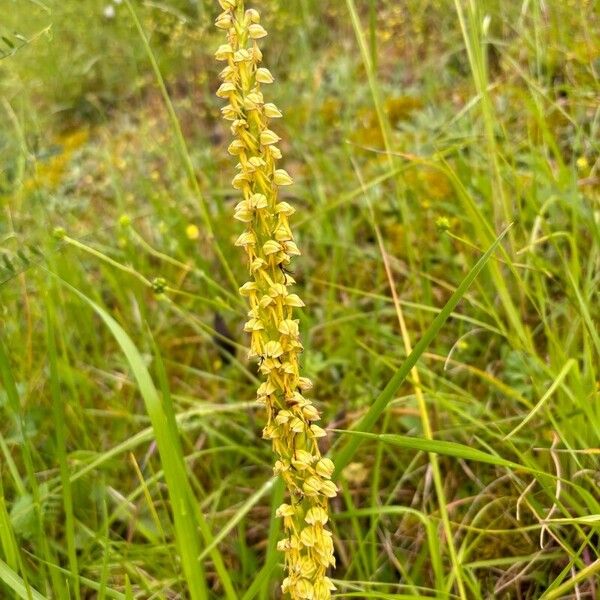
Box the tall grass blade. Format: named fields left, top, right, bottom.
left=0, top=560, right=46, bottom=600
left=54, top=279, right=211, bottom=600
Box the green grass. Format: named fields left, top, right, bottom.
left=0, top=0, right=598, bottom=598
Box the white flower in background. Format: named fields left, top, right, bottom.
left=103, top=4, right=115, bottom=18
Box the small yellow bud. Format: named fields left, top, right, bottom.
left=243, top=318, right=264, bottom=332
left=305, top=506, right=329, bottom=525
left=263, top=240, right=282, bottom=255
left=273, top=459, right=289, bottom=474
left=215, top=43, right=233, bottom=61
left=216, top=82, right=236, bottom=98
left=238, top=281, right=258, bottom=296
left=275, top=503, right=295, bottom=518
left=302, top=404, right=320, bottom=421
left=303, top=476, right=322, bottom=496
left=277, top=539, right=291, bottom=552
left=259, top=294, right=274, bottom=308
left=299, top=556, right=318, bottom=578
left=234, top=48, right=252, bottom=63
left=315, top=458, right=335, bottom=479
left=219, top=65, right=236, bottom=80
left=263, top=340, right=284, bottom=358
left=256, top=67, right=274, bottom=84
left=215, top=12, right=233, bottom=29
left=218, top=0, right=236, bottom=9
left=245, top=8, right=260, bottom=23
left=274, top=409, right=293, bottom=425
left=251, top=45, right=263, bottom=63
left=309, top=424, right=327, bottom=438
left=319, top=480, right=338, bottom=498
left=275, top=201, right=296, bottom=216
left=262, top=424, right=280, bottom=439
left=230, top=118, right=248, bottom=132
left=231, top=172, right=250, bottom=189
left=300, top=526, right=317, bottom=547
left=285, top=294, right=305, bottom=307
left=288, top=391, right=309, bottom=407
left=227, top=139, right=244, bottom=155
left=284, top=240, right=301, bottom=256
left=278, top=319, right=299, bottom=336
left=264, top=102, right=283, bottom=118
left=233, top=201, right=253, bottom=222
left=298, top=376, right=313, bottom=390
left=290, top=417, right=306, bottom=433
left=248, top=156, right=267, bottom=169
left=246, top=91, right=264, bottom=105
left=249, top=193, right=268, bottom=209
left=250, top=257, right=267, bottom=272
left=273, top=169, right=294, bottom=186
left=234, top=231, right=256, bottom=247
left=221, top=105, right=237, bottom=120
left=248, top=23, right=268, bottom=39
left=269, top=283, right=287, bottom=297
left=260, top=129, right=281, bottom=145
left=291, top=449, right=314, bottom=470
left=257, top=380, right=276, bottom=396
left=243, top=97, right=259, bottom=112
left=314, top=578, right=336, bottom=599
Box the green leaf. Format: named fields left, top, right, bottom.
left=334, top=429, right=525, bottom=470
left=0, top=559, right=46, bottom=600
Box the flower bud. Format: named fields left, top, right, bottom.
left=305, top=506, right=329, bottom=525
left=248, top=23, right=268, bottom=39
left=303, top=476, right=322, bottom=496
left=216, top=82, right=236, bottom=98
left=215, top=12, right=232, bottom=29
left=245, top=8, right=260, bottom=23
left=320, top=480, right=338, bottom=498
left=315, top=457, right=335, bottom=479
left=263, top=102, right=283, bottom=118
left=214, top=43, right=233, bottom=61
left=260, top=129, right=281, bottom=145
left=274, top=169, right=293, bottom=186
left=256, top=67, right=274, bottom=84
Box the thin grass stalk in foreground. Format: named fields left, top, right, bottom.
left=215, top=1, right=337, bottom=598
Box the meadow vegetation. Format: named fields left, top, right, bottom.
left=0, top=0, right=598, bottom=598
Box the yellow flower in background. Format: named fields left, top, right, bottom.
left=576, top=156, right=589, bottom=171
left=185, top=223, right=200, bottom=240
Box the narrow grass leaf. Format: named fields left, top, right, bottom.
left=56, top=279, right=211, bottom=600
left=0, top=559, right=46, bottom=600
left=504, top=358, right=576, bottom=440
left=334, top=430, right=527, bottom=470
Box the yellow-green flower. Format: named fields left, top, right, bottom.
left=214, top=1, right=336, bottom=597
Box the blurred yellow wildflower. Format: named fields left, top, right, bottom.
left=185, top=224, right=200, bottom=240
